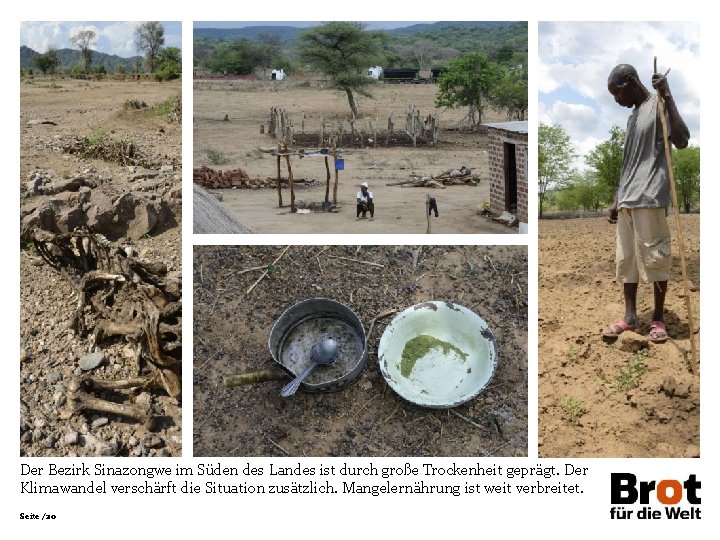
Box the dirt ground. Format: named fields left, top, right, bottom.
left=19, top=78, right=183, bottom=456
left=538, top=215, right=700, bottom=458
left=193, top=80, right=517, bottom=234
left=193, top=245, right=528, bottom=457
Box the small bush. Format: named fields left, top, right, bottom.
left=149, top=95, right=181, bottom=123
left=561, top=396, right=585, bottom=424
left=205, top=149, right=229, bottom=165
left=123, top=99, right=148, bottom=110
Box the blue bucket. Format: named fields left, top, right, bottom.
left=335, top=158, right=345, bottom=171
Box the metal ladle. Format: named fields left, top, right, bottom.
left=280, top=338, right=338, bottom=397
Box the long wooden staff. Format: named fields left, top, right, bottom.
left=654, top=56, right=697, bottom=367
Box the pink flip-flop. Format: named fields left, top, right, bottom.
left=603, top=320, right=636, bottom=338
left=649, top=321, right=668, bottom=344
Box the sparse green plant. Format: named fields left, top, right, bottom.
left=87, top=128, right=108, bottom=146
left=597, top=350, right=647, bottom=391
left=465, top=261, right=479, bottom=276
left=479, top=200, right=492, bottom=216
left=149, top=95, right=181, bottom=123
left=205, top=149, right=229, bottom=166
left=561, top=396, right=585, bottom=424
left=615, top=351, right=647, bottom=391
left=566, top=345, right=579, bottom=362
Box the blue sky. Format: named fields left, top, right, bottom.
left=539, top=21, right=701, bottom=168
left=20, top=21, right=182, bottom=57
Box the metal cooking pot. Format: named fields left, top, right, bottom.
left=224, top=298, right=368, bottom=393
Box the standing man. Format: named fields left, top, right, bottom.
left=603, top=64, right=689, bottom=343
left=356, top=181, right=375, bottom=220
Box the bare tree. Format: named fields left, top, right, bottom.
left=70, top=30, right=97, bottom=74
left=135, top=21, right=165, bottom=73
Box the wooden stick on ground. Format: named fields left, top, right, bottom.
left=246, top=245, right=291, bottom=295
left=654, top=56, right=698, bottom=368
left=326, top=255, right=384, bottom=268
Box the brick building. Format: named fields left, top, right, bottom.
left=483, top=121, right=528, bottom=233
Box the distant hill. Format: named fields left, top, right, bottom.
left=193, top=21, right=527, bottom=74
left=194, top=26, right=303, bottom=43
left=387, top=21, right=519, bottom=35
left=194, top=21, right=522, bottom=43
left=20, top=45, right=143, bottom=72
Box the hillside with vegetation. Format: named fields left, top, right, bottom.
left=193, top=21, right=527, bottom=74
left=20, top=45, right=142, bottom=73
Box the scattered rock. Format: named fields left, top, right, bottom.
left=97, top=441, right=119, bottom=457
left=64, top=431, right=79, bottom=445
left=26, top=119, right=58, bottom=126
left=91, top=417, right=110, bottom=429
left=130, top=168, right=160, bottom=181
left=142, top=434, right=163, bottom=449
left=79, top=352, right=105, bottom=371
left=616, top=331, right=649, bottom=353
left=44, top=435, right=57, bottom=449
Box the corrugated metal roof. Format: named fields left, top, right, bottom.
left=482, top=121, right=528, bottom=134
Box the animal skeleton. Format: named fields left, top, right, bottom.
left=32, top=228, right=181, bottom=426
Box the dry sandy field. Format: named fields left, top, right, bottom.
left=193, top=245, right=528, bottom=457
left=20, top=78, right=182, bottom=457
left=538, top=215, right=700, bottom=457
left=193, top=79, right=516, bottom=234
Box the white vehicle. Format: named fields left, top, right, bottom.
left=270, top=69, right=285, bottom=81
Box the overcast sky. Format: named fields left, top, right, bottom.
left=539, top=21, right=700, bottom=168
left=20, top=21, right=182, bottom=57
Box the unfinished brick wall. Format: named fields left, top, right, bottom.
left=486, top=126, right=528, bottom=225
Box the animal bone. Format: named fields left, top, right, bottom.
left=63, top=378, right=158, bottom=430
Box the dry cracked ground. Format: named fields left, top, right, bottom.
left=20, top=78, right=182, bottom=457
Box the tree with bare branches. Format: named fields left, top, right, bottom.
left=70, top=30, right=96, bottom=74
left=135, top=21, right=166, bottom=73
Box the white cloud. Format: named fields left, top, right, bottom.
left=540, top=101, right=600, bottom=141
left=539, top=21, right=701, bottom=148
left=20, top=21, right=181, bottom=58
left=96, top=22, right=138, bottom=57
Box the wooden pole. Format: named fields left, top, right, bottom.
left=654, top=56, right=697, bottom=366
left=283, top=145, right=296, bottom=212
left=332, top=136, right=339, bottom=205
left=276, top=145, right=283, bottom=207
left=426, top=194, right=431, bottom=234
left=324, top=156, right=331, bottom=203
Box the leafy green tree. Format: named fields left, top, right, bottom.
left=556, top=170, right=604, bottom=212
left=435, top=53, right=500, bottom=125
left=135, top=22, right=165, bottom=73
left=207, top=41, right=256, bottom=75
left=585, top=125, right=625, bottom=205
left=538, top=122, right=575, bottom=218
left=155, top=47, right=182, bottom=81
left=32, top=47, right=59, bottom=75
left=672, top=145, right=700, bottom=213
left=490, top=63, right=527, bottom=120
left=70, top=30, right=96, bottom=74
left=297, top=22, right=385, bottom=117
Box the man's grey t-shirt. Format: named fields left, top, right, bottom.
left=617, top=94, right=670, bottom=209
